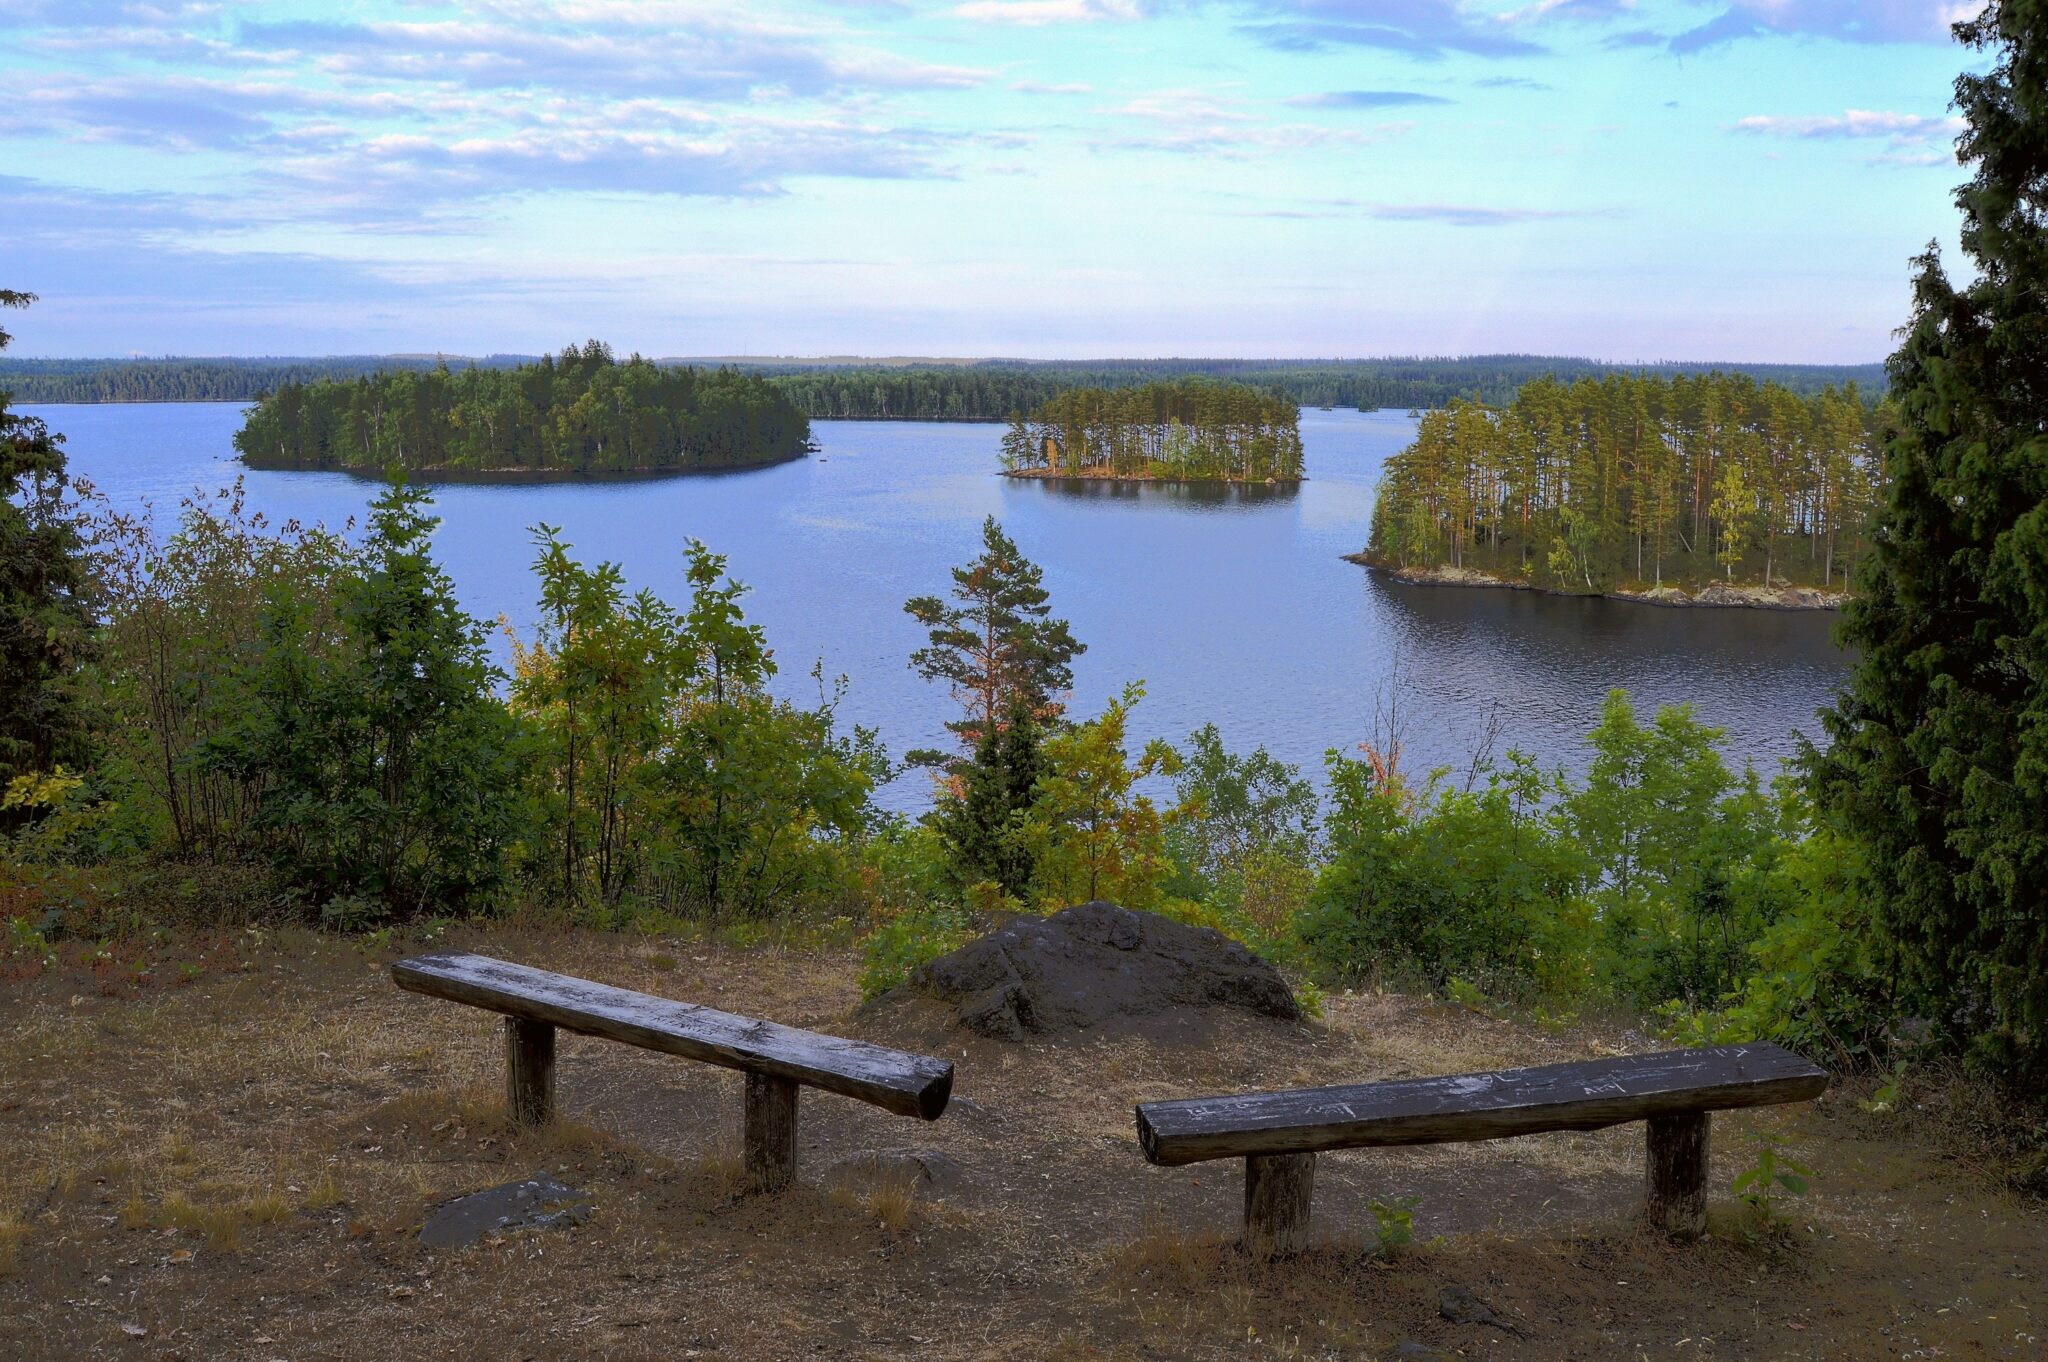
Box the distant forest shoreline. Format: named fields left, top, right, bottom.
left=2, top=353, right=1888, bottom=418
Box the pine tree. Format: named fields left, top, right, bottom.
left=0, top=291, right=95, bottom=786
left=904, top=516, right=1083, bottom=762
left=1810, top=0, right=2048, bottom=1081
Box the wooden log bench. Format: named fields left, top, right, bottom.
left=393, top=952, right=954, bottom=1194
left=1135, top=1042, right=1827, bottom=1254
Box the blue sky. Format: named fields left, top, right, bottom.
left=0, top=1, right=1983, bottom=360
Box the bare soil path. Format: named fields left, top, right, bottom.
left=2, top=926, right=2040, bottom=1361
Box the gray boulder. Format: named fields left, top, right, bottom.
left=910, top=901, right=1302, bottom=1041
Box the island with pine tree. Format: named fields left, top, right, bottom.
left=997, top=380, right=1304, bottom=484
left=234, top=342, right=811, bottom=479
left=1348, top=371, right=1886, bottom=608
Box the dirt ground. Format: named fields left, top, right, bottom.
left=2, top=924, right=2040, bottom=1361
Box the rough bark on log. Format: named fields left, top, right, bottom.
left=1644, top=1110, right=1710, bottom=1238
left=1243, top=1152, right=1316, bottom=1257
left=504, top=1017, right=556, bottom=1126
left=745, top=1072, right=799, bottom=1194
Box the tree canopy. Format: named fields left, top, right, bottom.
left=1365, top=371, right=1886, bottom=593
left=905, top=516, right=1084, bottom=761
left=233, top=342, right=810, bottom=476
left=1001, top=380, right=1305, bottom=482
left=1809, top=0, right=2048, bottom=1082
left=0, top=290, right=94, bottom=786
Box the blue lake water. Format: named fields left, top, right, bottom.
left=34, top=402, right=1851, bottom=811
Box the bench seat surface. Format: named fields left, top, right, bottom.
left=393, top=952, right=952, bottom=1120
left=1137, top=1043, right=1826, bottom=1166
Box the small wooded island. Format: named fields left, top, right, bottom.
left=1352, top=371, right=1887, bottom=607
left=998, top=379, right=1304, bottom=483
left=234, top=341, right=810, bottom=477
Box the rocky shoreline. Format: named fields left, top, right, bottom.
left=1002, top=468, right=1301, bottom=486
left=1343, top=556, right=1847, bottom=610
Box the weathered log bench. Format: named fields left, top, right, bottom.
left=393, top=952, right=954, bottom=1193
left=1135, top=1042, right=1827, bottom=1254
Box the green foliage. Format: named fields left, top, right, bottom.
left=1367, top=372, right=1883, bottom=592
left=933, top=696, right=1043, bottom=898
left=1808, top=0, right=2048, bottom=1087
left=1367, top=1195, right=1420, bottom=1257
left=0, top=290, right=95, bottom=788
left=1299, top=747, right=1585, bottom=997
left=1164, top=724, right=1321, bottom=953
left=1300, top=693, right=1837, bottom=1030
left=88, top=481, right=362, bottom=858
left=905, top=516, right=1083, bottom=758
left=234, top=341, right=809, bottom=475
left=1731, top=1133, right=1814, bottom=1243
left=512, top=533, right=889, bottom=920
left=1008, top=381, right=1304, bottom=482
left=202, top=483, right=527, bottom=916
left=1025, top=683, right=1180, bottom=911
left=1564, top=691, right=1788, bottom=1010
left=859, top=904, right=975, bottom=1000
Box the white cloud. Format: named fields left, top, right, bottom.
left=1732, top=108, right=1965, bottom=145
left=953, top=0, right=1145, bottom=22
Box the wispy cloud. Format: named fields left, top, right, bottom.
left=1094, top=86, right=1411, bottom=156
left=1667, top=1, right=1981, bottom=53
left=953, top=0, right=1147, bottom=23
left=1235, top=1, right=1546, bottom=59
left=234, top=15, right=988, bottom=100
left=1497, top=0, right=1635, bottom=23
left=1732, top=108, right=1965, bottom=144
left=1229, top=199, right=1615, bottom=225
left=1011, top=80, right=1094, bottom=94
left=1287, top=88, right=1451, bottom=107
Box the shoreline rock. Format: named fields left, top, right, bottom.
left=1001, top=469, right=1303, bottom=486
left=1342, top=555, right=1846, bottom=611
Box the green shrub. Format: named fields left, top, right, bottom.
left=859, top=906, right=974, bottom=1000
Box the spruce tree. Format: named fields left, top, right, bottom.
left=1810, top=0, right=2048, bottom=1080
left=0, top=291, right=94, bottom=785
left=936, top=695, right=1042, bottom=897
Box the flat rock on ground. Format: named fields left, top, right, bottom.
left=825, top=1148, right=965, bottom=1196
left=418, top=1171, right=593, bottom=1249
left=909, top=900, right=1302, bottom=1040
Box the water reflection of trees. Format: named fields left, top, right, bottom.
left=1018, top=476, right=1301, bottom=508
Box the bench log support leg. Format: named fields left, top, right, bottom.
left=744, top=1073, right=799, bottom=1194
left=504, top=1017, right=556, bottom=1126
left=1243, top=1152, right=1316, bottom=1257
left=1644, top=1111, right=1710, bottom=1238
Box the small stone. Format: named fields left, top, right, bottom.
left=1439, top=1284, right=1516, bottom=1333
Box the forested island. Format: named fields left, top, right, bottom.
left=232, top=342, right=810, bottom=477
left=996, top=380, right=1304, bottom=483
left=5, top=352, right=1886, bottom=414
left=1355, top=371, right=1885, bottom=605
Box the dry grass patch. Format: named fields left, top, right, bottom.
left=1, top=922, right=2043, bottom=1362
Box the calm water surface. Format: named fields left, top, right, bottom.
left=36, top=403, right=1850, bottom=810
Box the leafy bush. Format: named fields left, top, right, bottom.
left=202, top=483, right=527, bottom=916
left=859, top=905, right=974, bottom=1000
